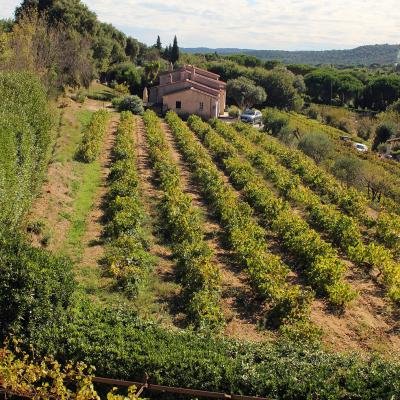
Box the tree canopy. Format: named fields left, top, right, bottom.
left=227, top=76, right=267, bottom=109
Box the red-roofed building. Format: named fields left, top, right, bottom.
left=148, top=65, right=226, bottom=119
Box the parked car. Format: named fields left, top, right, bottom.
left=240, top=109, right=262, bottom=125
left=353, top=142, right=368, bottom=152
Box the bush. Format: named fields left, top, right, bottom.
left=227, top=105, right=240, bottom=118
left=306, top=104, right=321, bottom=120
left=71, top=90, right=86, bottom=103
left=357, top=117, right=374, bottom=140
left=76, top=109, right=110, bottom=162
left=0, top=72, right=53, bottom=229
left=116, top=95, right=144, bottom=115
left=111, top=96, right=123, bottom=108
left=298, top=132, right=333, bottom=164
left=0, top=230, right=75, bottom=349
left=51, top=302, right=400, bottom=399
left=331, top=155, right=363, bottom=187
left=114, top=83, right=130, bottom=95
left=262, top=108, right=290, bottom=135
left=103, top=112, right=155, bottom=298
left=372, top=122, right=396, bottom=150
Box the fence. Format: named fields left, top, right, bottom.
left=1, top=375, right=269, bottom=400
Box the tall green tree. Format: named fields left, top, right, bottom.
left=155, top=35, right=162, bottom=51
left=125, top=37, right=139, bottom=62
left=170, top=35, right=179, bottom=64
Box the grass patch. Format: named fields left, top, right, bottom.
left=85, top=82, right=117, bottom=101
left=54, top=109, right=93, bottom=164
left=64, top=159, right=101, bottom=261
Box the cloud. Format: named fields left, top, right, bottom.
left=0, top=0, right=399, bottom=50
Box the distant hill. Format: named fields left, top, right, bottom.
left=183, top=44, right=400, bottom=66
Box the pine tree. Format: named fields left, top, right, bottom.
left=155, top=35, right=162, bottom=51
left=170, top=35, right=179, bottom=64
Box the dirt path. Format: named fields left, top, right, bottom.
left=27, top=98, right=80, bottom=251
left=160, top=121, right=266, bottom=341
left=311, top=267, right=400, bottom=354
left=135, top=117, right=183, bottom=327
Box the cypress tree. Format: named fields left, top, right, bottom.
left=170, top=35, right=179, bottom=64
left=155, top=35, right=162, bottom=51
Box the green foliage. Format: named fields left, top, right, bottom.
left=206, top=118, right=357, bottom=308
left=0, top=230, right=75, bottom=347
left=373, top=122, right=397, bottom=150
left=375, top=212, right=400, bottom=253
left=76, top=109, right=110, bottom=162
left=177, top=113, right=313, bottom=323
left=226, top=76, right=267, bottom=109
left=259, top=67, right=304, bottom=110
left=104, top=112, right=155, bottom=298
left=116, top=95, right=144, bottom=115
left=388, top=98, right=400, bottom=113
left=0, top=72, right=53, bottom=229
left=236, top=122, right=367, bottom=217
left=170, top=35, right=179, bottom=64
left=298, top=132, right=334, bottom=164
left=227, top=105, right=240, bottom=118
left=304, top=68, right=363, bottom=105
left=232, top=122, right=400, bottom=302
left=331, top=155, right=363, bottom=187
left=103, top=62, right=142, bottom=92
left=361, top=74, right=400, bottom=110
left=0, top=341, right=139, bottom=399
left=143, top=110, right=223, bottom=330
left=50, top=302, right=400, bottom=399
left=262, top=108, right=290, bottom=135
left=72, top=89, right=87, bottom=103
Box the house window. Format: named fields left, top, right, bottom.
left=176, top=101, right=182, bottom=109
left=199, top=102, right=204, bottom=110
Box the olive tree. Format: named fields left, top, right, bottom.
left=227, top=76, right=266, bottom=110
left=298, top=132, right=333, bottom=164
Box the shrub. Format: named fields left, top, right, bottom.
left=331, top=155, right=363, bottom=187
left=183, top=114, right=315, bottom=319
left=306, top=104, right=321, bottom=120
left=262, top=108, right=290, bottom=135
left=372, top=122, right=396, bottom=150
left=0, top=230, right=75, bottom=348
left=75, top=109, right=110, bottom=162
left=0, top=72, right=53, bottom=229
left=298, top=132, right=333, bottom=164
left=112, top=96, right=123, bottom=108
left=114, top=83, right=130, bottom=95
left=144, top=110, right=223, bottom=330
left=227, top=105, right=240, bottom=118
left=357, top=116, right=375, bottom=140
left=116, top=95, right=144, bottom=115
left=103, top=112, right=155, bottom=298
left=71, top=90, right=86, bottom=103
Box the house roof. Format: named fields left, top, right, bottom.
left=158, top=64, right=221, bottom=80
left=157, top=78, right=221, bottom=97
left=162, top=86, right=218, bottom=100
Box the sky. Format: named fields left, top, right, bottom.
left=0, top=0, right=399, bottom=50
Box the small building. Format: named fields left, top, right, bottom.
left=148, top=65, right=226, bottom=119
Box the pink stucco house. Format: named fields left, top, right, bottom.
left=148, top=65, right=226, bottom=119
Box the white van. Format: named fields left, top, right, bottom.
left=353, top=142, right=368, bottom=152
